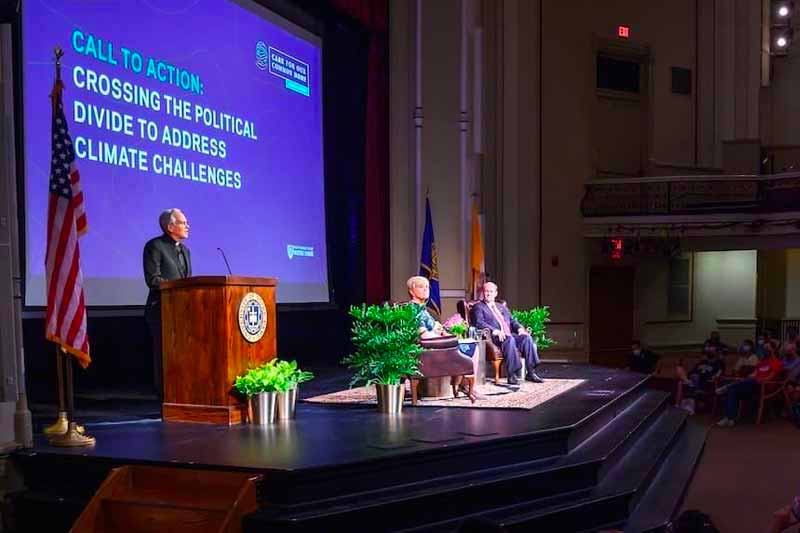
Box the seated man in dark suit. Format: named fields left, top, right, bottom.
left=471, top=282, right=542, bottom=384
left=143, top=208, right=192, bottom=396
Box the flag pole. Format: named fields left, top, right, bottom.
left=44, top=46, right=93, bottom=447
left=41, top=47, right=70, bottom=437
left=41, top=346, right=69, bottom=435
left=49, top=350, right=93, bottom=447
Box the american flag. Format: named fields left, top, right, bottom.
left=45, top=79, right=91, bottom=368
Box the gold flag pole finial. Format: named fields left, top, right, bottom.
left=54, top=46, right=63, bottom=71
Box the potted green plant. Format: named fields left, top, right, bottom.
left=511, top=306, right=556, bottom=350
left=341, top=303, right=424, bottom=414
left=274, top=359, right=314, bottom=420
left=234, top=362, right=280, bottom=425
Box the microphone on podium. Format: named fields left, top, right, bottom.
left=217, top=247, right=233, bottom=276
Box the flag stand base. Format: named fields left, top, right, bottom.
left=42, top=411, right=70, bottom=435
left=43, top=412, right=85, bottom=436
left=49, top=422, right=94, bottom=447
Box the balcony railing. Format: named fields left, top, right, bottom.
left=581, top=172, right=800, bottom=217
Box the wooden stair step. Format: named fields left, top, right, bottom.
left=70, top=465, right=260, bottom=533
left=100, top=498, right=227, bottom=533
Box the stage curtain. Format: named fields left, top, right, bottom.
left=329, top=0, right=389, bottom=305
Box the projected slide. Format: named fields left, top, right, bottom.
left=22, top=0, right=327, bottom=305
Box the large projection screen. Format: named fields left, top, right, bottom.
left=22, top=0, right=328, bottom=306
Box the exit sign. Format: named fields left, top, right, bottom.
left=618, top=25, right=630, bottom=38
left=610, top=238, right=624, bottom=261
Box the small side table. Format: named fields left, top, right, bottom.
left=473, top=340, right=487, bottom=386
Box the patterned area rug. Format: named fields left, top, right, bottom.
left=303, top=378, right=585, bottom=410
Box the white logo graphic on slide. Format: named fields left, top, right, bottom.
left=255, top=41, right=269, bottom=71
left=287, top=244, right=314, bottom=259
left=238, top=292, right=267, bottom=343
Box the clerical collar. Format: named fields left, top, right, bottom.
left=163, top=233, right=181, bottom=247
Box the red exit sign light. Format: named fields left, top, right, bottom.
left=618, top=25, right=630, bottom=38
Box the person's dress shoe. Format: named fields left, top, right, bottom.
left=507, top=374, right=519, bottom=385
left=526, top=372, right=544, bottom=383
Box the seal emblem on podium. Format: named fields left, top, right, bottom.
left=238, top=292, right=267, bottom=343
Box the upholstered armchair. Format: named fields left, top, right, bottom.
left=409, top=335, right=475, bottom=405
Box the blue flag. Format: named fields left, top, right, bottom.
left=419, top=197, right=441, bottom=316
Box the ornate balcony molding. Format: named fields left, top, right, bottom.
left=581, top=172, right=800, bottom=218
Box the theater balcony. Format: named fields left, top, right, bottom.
left=581, top=172, right=800, bottom=239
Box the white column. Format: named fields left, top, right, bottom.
left=0, top=24, right=31, bottom=448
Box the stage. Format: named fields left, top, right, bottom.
left=8, top=364, right=707, bottom=532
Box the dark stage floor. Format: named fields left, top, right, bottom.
left=13, top=364, right=704, bottom=532
left=24, top=364, right=644, bottom=470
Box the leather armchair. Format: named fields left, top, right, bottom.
left=409, top=335, right=475, bottom=405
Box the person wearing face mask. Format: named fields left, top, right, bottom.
left=782, top=342, right=800, bottom=373
left=628, top=340, right=658, bottom=374
left=679, top=343, right=724, bottom=390
left=704, top=330, right=728, bottom=355
left=755, top=334, right=766, bottom=356
left=734, top=339, right=758, bottom=377
left=716, top=341, right=784, bottom=427
left=675, top=343, right=724, bottom=413
left=783, top=341, right=800, bottom=419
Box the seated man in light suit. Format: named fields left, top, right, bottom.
left=471, top=282, right=543, bottom=384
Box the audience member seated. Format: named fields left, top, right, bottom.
left=704, top=330, right=728, bottom=355
left=676, top=343, right=724, bottom=414
left=471, top=282, right=542, bottom=385
left=716, top=341, right=784, bottom=427
left=781, top=341, right=800, bottom=374
left=782, top=342, right=800, bottom=420
left=627, top=340, right=659, bottom=374
left=755, top=334, right=770, bottom=358
left=733, top=339, right=758, bottom=377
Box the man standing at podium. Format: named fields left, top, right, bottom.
left=143, top=208, right=192, bottom=398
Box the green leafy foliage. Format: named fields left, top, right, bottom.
left=341, top=303, right=424, bottom=387
left=448, top=322, right=468, bottom=339
left=511, top=306, right=556, bottom=349
left=233, top=358, right=315, bottom=396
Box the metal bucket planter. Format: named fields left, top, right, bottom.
left=277, top=387, right=298, bottom=420
left=249, top=391, right=278, bottom=425
left=375, top=383, right=405, bottom=414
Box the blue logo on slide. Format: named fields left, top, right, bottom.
left=263, top=45, right=310, bottom=96
left=287, top=245, right=314, bottom=259
left=255, top=41, right=269, bottom=71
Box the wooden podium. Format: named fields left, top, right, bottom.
left=159, top=276, right=277, bottom=425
